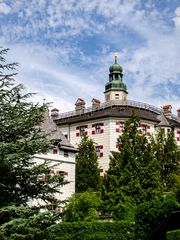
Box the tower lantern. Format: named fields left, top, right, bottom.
left=104, top=53, right=128, bottom=102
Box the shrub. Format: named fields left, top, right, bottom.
left=135, top=194, right=179, bottom=239
left=166, top=229, right=180, bottom=240
left=43, top=221, right=135, bottom=240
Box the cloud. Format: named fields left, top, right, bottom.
left=0, top=2, right=11, bottom=14
left=0, top=0, right=179, bottom=114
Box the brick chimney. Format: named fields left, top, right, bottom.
left=92, top=98, right=101, bottom=109
left=177, top=108, right=180, bottom=122
left=51, top=108, right=59, bottom=119
left=163, top=105, right=172, bottom=119
left=75, top=98, right=85, bottom=114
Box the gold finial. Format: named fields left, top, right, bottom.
left=114, top=52, right=118, bottom=63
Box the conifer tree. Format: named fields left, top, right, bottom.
left=102, top=114, right=162, bottom=212
left=75, top=135, right=101, bottom=193
left=0, top=48, right=65, bottom=209
left=153, top=129, right=180, bottom=191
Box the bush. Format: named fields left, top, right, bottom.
left=62, top=191, right=102, bottom=222
left=43, top=221, right=135, bottom=240
left=135, top=194, right=179, bottom=239
left=166, top=229, right=180, bottom=240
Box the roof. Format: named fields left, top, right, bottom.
left=40, top=109, right=77, bottom=152
left=157, top=114, right=171, bottom=127
left=54, top=105, right=159, bottom=125
left=54, top=103, right=180, bottom=128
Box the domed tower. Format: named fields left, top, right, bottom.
left=104, top=53, right=128, bottom=102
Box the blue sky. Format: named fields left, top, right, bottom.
left=0, top=0, right=180, bottom=114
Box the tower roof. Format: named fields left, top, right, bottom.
left=109, top=54, right=123, bottom=73
left=105, top=53, right=127, bottom=93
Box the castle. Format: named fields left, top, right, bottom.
left=51, top=55, right=180, bottom=174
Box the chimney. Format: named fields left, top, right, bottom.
left=177, top=108, right=180, bottom=122
left=75, top=98, right=85, bottom=114
left=163, top=105, right=172, bottom=119
left=92, top=98, right=101, bottom=109
left=51, top=108, right=59, bottom=119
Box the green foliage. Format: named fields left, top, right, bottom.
left=135, top=193, right=180, bottom=239
left=102, top=114, right=162, bottom=214
left=0, top=206, right=60, bottom=240
left=62, top=191, right=102, bottom=222
left=75, top=135, right=101, bottom=193
left=43, top=221, right=135, bottom=240
left=113, top=201, right=136, bottom=222
left=153, top=129, right=180, bottom=191
left=0, top=48, right=66, bottom=208
left=167, top=229, right=180, bottom=240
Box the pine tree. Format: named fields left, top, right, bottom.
left=102, top=114, right=162, bottom=212
left=153, top=129, right=180, bottom=191
left=75, top=135, right=101, bottom=193
left=0, top=48, right=65, bottom=209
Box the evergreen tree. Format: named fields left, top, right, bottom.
left=75, top=135, right=101, bottom=193
left=153, top=128, right=180, bottom=191
left=102, top=114, right=162, bottom=212
left=0, top=48, right=65, bottom=209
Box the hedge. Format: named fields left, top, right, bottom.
left=41, top=221, right=135, bottom=240
left=166, top=229, right=180, bottom=240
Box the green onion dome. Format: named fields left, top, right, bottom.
left=109, top=63, right=123, bottom=73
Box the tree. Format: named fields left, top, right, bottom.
left=135, top=193, right=179, bottom=239
left=102, top=114, right=163, bottom=213
left=153, top=129, right=180, bottom=191
left=62, top=191, right=102, bottom=222
left=75, top=135, right=101, bottom=193
left=0, top=48, right=66, bottom=209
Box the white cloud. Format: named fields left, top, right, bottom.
left=0, top=2, right=11, bottom=14
left=0, top=0, right=179, bottom=114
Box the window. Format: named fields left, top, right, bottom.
left=120, top=121, right=124, bottom=130
left=80, top=126, right=86, bottom=135
left=92, top=123, right=104, bottom=134
left=96, top=146, right=101, bottom=157
left=64, top=150, right=69, bottom=157
left=96, top=145, right=103, bottom=157
left=115, top=94, right=119, bottom=100
left=76, top=125, right=88, bottom=136
left=142, top=124, right=147, bottom=133
left=57, top=170, right=68, bottom=181
left=95, top=124, right=101, bottom=134
left=116, top=121, right=124, bottom=132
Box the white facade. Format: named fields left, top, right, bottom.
left=34, top=149, right=75, bottom=202
left=55, top=114, right=178, bottom=174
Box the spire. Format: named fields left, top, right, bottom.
left=114, top=52, right=118, bottom=64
